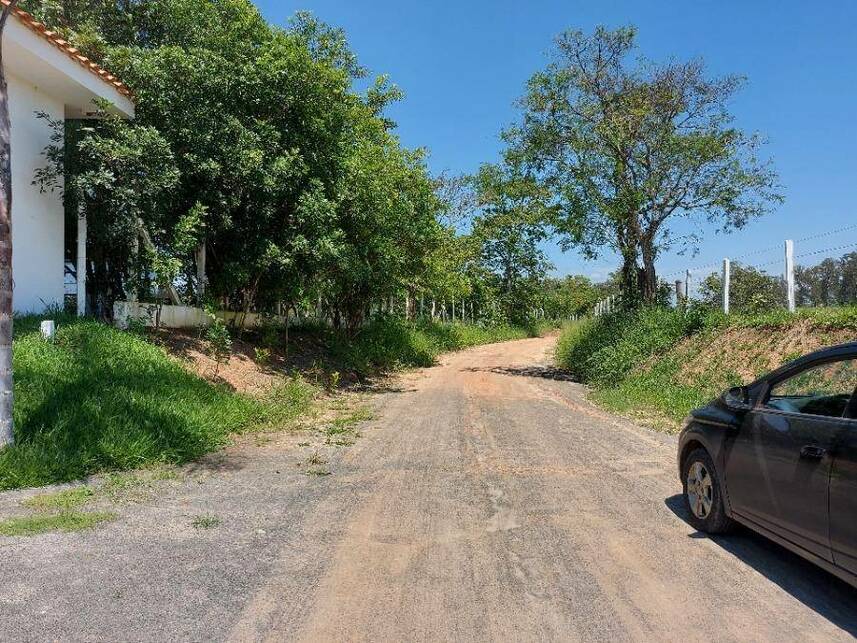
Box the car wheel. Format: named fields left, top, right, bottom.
left=682, top=448, right=732, bottom=534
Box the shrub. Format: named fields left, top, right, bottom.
left=205, top=319, right=232, bottom=376
left=555, top=306, right=707, bottom=386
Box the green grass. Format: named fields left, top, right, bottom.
left=0, top=315, right=313, bottom=491
left=22, top=487, right=94, bottom=511
left=0, top=511, right=116, bottom=536
left=555, top=305, right=857, bottom=431
left=554, top=306, right=708, bottom=386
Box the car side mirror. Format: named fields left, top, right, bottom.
left=724, top=385, right=752, bottom=411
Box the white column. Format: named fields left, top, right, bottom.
left=76, top=213, right=87, bottom=317
left=785, top=240, right=796, bottom=312
left=722, top=258, right=731, bottom=315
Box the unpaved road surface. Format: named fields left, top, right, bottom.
left=2, top=336, right=856, bottom=641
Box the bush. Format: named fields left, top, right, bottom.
left=555, top=306, right=707, bottom=386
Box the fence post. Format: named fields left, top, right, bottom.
left=722, top=258, right=731, bottom=315
left=685, top=270, right=691, bottom=302
left=675, top=280, right=684, bottom=307
left=785, top=239, right=796, bottom=312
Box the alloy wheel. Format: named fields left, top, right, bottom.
left=687, top=460, right=713, bottom=520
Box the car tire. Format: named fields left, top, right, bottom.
left=682, top=448, right=733, bottom=534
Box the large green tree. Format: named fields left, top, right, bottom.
left=506, top=26, right=782, bottom=303
left=26, top=0, right=449, bottom=327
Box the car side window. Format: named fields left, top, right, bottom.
left=764, top=358, right=857, bottom=418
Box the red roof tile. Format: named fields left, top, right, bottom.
left=3, top=0, right=132, bottom=98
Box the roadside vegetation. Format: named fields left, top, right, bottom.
left=0, top=314, right=552, bottom=492
left=556, top=306, right=857, bottom=431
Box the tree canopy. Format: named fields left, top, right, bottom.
left=504, top=26, right=782, bottom=304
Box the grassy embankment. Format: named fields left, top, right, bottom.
left=555, top=306, right=857, bottom=432
left=0, top=315, right=550, bottom=491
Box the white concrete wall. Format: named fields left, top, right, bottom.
left=8, top=72, right=65, bottom=314
left=113, top=302, right=289, bottom=330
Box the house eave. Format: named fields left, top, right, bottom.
left=4, top=13, right=134, bottom=118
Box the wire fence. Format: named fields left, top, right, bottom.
left=593, top=224, right=857, bottom=315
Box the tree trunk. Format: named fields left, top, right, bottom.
left=0, top=2, right=19, bottom=449
left=194, top=241, right=206, bottom=305
left=639, top=239, right=658, bottom=303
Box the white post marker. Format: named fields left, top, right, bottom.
left=722, top=258, right=731, bottom=315
left=685, top=269, right=691, bottom=302
left=785, top=239, right=796, bottom=312
left=40, top=320, right=56, bottom=340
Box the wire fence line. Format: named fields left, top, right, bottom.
left=593, top=226, right=857, bottom=316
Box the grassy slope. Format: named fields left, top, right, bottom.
left=0, top=316, right=304, bottom=490
left=0, top=315, right=549, bottom=491
left=555, top=306, right=857, bottom=432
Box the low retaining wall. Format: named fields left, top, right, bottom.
left=113, top=301, right=287, bottom=330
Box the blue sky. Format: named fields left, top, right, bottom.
left=260, top=0, right=857, bottom=283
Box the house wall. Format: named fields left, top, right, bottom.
left=8, top=71, right=65, bottom=314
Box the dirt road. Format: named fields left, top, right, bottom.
left=2, top=336, right=856, bottom=641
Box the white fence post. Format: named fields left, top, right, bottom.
left=685, top=269, right=691, bottom=302
left=785, top=239, right=796, bottom=312
left=722, top=258, right=730, bottom=315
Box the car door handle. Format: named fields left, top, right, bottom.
left=800, top=445, right=827, bottom=460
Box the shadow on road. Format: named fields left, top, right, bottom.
left=665, top=494, right=857, bottom=635
left=462, top=365, right=578, bottom=382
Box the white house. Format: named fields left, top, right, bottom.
left=5, top=4, right=134, bottom=313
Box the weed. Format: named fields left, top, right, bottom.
left=191, top=514, right=220, bottom=529
left=305, top=452, right=326, bottom=467
left=0, top=315, right=534, bottom=492
left=0, top=511, right=116, bottom=537
left=326, top=370, right=341, bottom=391
left=254, top=347, right=272, bottom=366
left=305, top=466, right=331, bottom=477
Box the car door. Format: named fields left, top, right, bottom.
left=829, top=379, right=857, bottom=575
left=724, top=357, right=857, bottom=561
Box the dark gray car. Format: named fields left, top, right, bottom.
left=678, top=342, right=857, bottom=587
